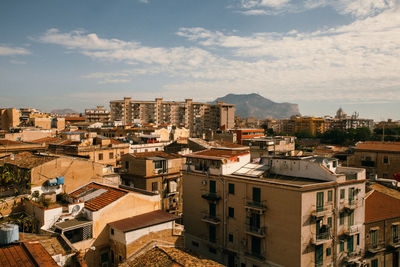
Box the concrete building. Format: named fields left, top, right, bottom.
left=0, top=108, right=20, bottom=130
left=183, top=151, right=366, bottom=267
left=330, top=108, right=374, bottom=131
left=110, top=97, right=235, bottom=136
left=364, top=183, right=400, bottom=267
left=231, top=129, right=265, bottom=145
left=85, top=106, right=111, bottom=123
left=242, top=136, right=296, bottom=159
left=120, top=151, right=184, bottom=216
left=348, top=141, right=400, bottom=179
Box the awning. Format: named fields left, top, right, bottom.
left=55, top=218, right=92, bottom=232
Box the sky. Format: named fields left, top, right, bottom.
left=0, top=0, right=399, bottom=121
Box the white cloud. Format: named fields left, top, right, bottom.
left=138, top=0, right=149, bottom=3
left=0, top=45, right=30, bottom=56
left=9, top=60, right=27, bottom=64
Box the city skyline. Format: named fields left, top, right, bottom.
left=1, top=0, right=399, bottom=120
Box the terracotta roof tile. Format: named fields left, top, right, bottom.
left=0, top=139, right=24, bottom=146
left=3, top=152, right=56, bottom=169
left=355, top=141, right=400, bottom=152
left=129, top=151, right=181, bottom=159
left=30, top=137, right=62, bottom=144
left=365, top=190, right=400, bottom=223
left=0, top=242, right=58, bottom=267
left=109, top=210, right=179, bottom=232
left=69, top=183, right=128, bottom=211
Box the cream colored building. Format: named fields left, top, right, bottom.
left=183, top=152, right=366, bottom=267
left=0, top=108, right=20, bottom=130
left=85, top=106, right=111, bottom=123
left=110, top=97, right=235, bottom=136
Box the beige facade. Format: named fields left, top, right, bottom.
left=183, top=154, right=366, bottom=267
left=0, top=108, right=20, bottom=130
left=110, top=97, right=235, bottom=136
left=85, top=106, right=111, bottom=123
left=120, top=151, right=184, bottom=215
left=242, top=136, right=296, bottom=159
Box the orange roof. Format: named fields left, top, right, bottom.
left=0, top=242, right=59, bottom=267
left=129, top=151, right=181, bottom=159
left=30, top=137, right=62, bottom=144
left=3, top=152, right=56, bottom=169
left=365, top=190, right=400, bottom=223
left=64, top=117, right=85, bottom=121
left=355, top=141, right=400, bottom=153
left=69, top=183, right=128, bottom=211
left=0, top=139, right=24, bottom=146
left=110, top=138, right=122, bottom=144
left=185, top=149, right=249, bottom=160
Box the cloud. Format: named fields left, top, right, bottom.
left=0, top=45, right=30, bottom=56
left=9, top=60, right=27, bottom=64
left=138, top=0, right=149, bottom=3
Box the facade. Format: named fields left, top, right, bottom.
left=183, top=152, right=366, bottom=267
left=348, top=141, right=400, bottom=179
left=232, top=129, right=265, bottom=144
left=364, top=183, right=400, bottom=267
left=85, top=106, right=111, bottom=123
left=110, top=97, right=235, bottom=135
left=120, top=151, right=184, bottom=215
left=294, top=117, right=326, bottom=136
left=0, top=108, right=20, bottom=130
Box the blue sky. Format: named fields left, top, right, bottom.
left=0, top=0, right=399, bottom=120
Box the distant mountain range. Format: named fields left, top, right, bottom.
left=50, top=108, right=79, bottom=115
left=214, top=93, right=300, bottom=119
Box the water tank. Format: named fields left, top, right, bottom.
left=0, top=224, right=19, bottom=245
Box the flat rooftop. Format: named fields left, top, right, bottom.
left=185, top=149, right=249, bottom=160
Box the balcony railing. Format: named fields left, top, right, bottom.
left=201, top=192, right=221, bottom=201
left=311, top=230, right=331, bottom=245
left=245, top=224, right=266, bottom=238
left=201, top=211, right=221, bottom=225
left=341, top=225, right=361, bottom=237
left=245, top=199, right=267, bottom=212
left=344, top=250, right=362, bottom=262
left=367, top=241, right=386, bottom=254
left=245, top=251, right=265, bottom=261
left=311, top=203, right=333, bottom=218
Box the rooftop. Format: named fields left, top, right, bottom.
left=69, top=183, right=128, bottom=211
left=185, top=149, right=249, bottom=160
left=0, top=242, right=59, bottom=267
left=109, top=210, right=179, bottom=232
left=30, top=137, right=63, bottom=144
left=365, top=190, right=400, bottom=223
left=124, top=246, right=225, bottom=267
left=129, top=151, right=181, bottom=160
left=2, top=152, right=56, bottom=169
left=370, top=183, right=400, bottom=200
left=355, top=141, right=400, bottom=152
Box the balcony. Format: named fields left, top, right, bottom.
left=367, top=241, right=386, bottom=254
left=245, top=199, right=267, bottom=213
left=344, top=250, right=362, bottom=262
left=343, top=199, right=359, bottom=211
left=311, top=230, right=331, bottom=245
left=201, top=211, right=221, bottom=225
left=311, top=203, right=333, bottom=218
left=245, top=251, right=265, bottom=261
left=341, top=225, right=361, bottom=237
left=245, top=224, right=266, bottom=238
left=201, top=192, right=221, bottom=201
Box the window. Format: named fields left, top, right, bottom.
left=356, top=234, right=360, bottom=246
left=228, top=183, right=235, bottom=194
left=348, top=211, right=354, bottom=226
left=317, top=192, right=324, bottom=212
left=119, top=255, right=122, bottom=262
left=98, top=153, right=103, bottom=160
left=347, top=235, right=354, bottom=253
left=371, top=230, right=378, bottom=248
left=326, top=247, right=331, bottom=256
left=125, top=161, right=129, bottom=169
left=228, top=207, right=234, bottom=218
left=394, top=225, right=399, bottom=243
left=328, top=190, right=333, bottom=202
left=111, top=228, right=114, bottom=235
left=209, top=247, right=217, bottom=254
left=111, top=250, right=114, bottom=264
left=209, top=225, right=216, bottom=243
left=348, top=187, right=355, bottom=204
left=383, top=155, right=389, bottom=164
left=229, top=233, right=234, bottom=242
left=340, top=189, right=345, bottom=199
left=241, top=264, right=246, bottom=267
left=327, top=217, right=332, bottom=228
left=315, top=244, right=323, bottom=266
left=210, top=180, right=216, bottom=193
left=340, top=241, right=344, bottom=252
left=371, top=259, right=378, bottom=267
left=152, top=182, right=158, bottom=192
left=109, top=152, right=114, bottom=159
left=340, top=212, right=345, bottom=225
left=209, top=203, right=216, bottom=217
left=192, top=241, right=199, bottom=247
left=252, top=187, right=261, bottom=203
left=154, top=160, right=163, bottom=169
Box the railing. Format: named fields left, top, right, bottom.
left=245, top=199, right=267, bottom=211
left=311, top=229, right=331, bottom=244
left=311, top=203, right=333, bottom=217
left=367, top=241, right=386, bottom=253
left=201, top=211, right=221, bottom=225
left=201, top=192, right=221, bottom=201
left=245, top=224, right=266, bottom=237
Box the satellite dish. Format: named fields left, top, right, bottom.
left=71, top=205, right=80, bottom=215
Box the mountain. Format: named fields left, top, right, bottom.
left=50, top=108, right=79, bottom=115
left=214, top=93, right=300, bottom=119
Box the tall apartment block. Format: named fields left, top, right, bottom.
left=183, top=150, right=366, bottom=267
left=110, top=97, right=235, bottom=136
left=85, top=105, right=111, bottom=123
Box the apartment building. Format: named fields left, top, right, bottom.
left=0, top=108, right=20, bottom=130
left=85, top=106, right=111, bottom=123
left=110, top=97, right=235, bottom=136
left=364, top=183, right=400, bottom=267
left=183, top=151, right=366, bottom=267
left=120, top=151, right=184, bottom=216
left=348, top=141, right=400, bottom=179
left=242, top=136, right=296, bottom=159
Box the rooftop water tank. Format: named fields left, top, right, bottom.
left=0, top=224, right=19, bottom=245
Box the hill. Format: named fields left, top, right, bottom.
left=214, top=93, right=300, bottom=119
